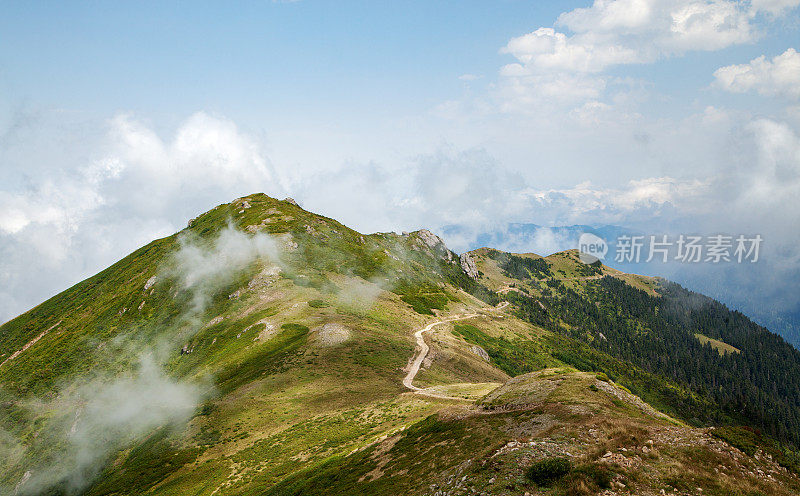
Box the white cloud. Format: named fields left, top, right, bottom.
left=501, top=27, right=641, bottom=73
left=0, top=112, right=281, bottom=324
left=295, top=147, right=531, bottom=236
left=10, top=355, right=202, bottom=495
left=659, top=1, right=755, bottom=52
left=497, top=0, right=772, bottom=110
left=738, top=118, right=800, bottom=206
left=506, top=0, right=757, bottom=75
left=523, top=177, right=710, bottom=225
left=102, top=112, right=278, bottom=215
left=164, top=226, right=282, bottom=316
left=714, top=48, right=800, bottom=99
left=496, top=66, right=608, bottom=107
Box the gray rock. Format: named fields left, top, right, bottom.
left=415, top=229, right=455, bottom=260
left=471, top=345, right=490, bottom=362
left=460, top=253, right=479, bottom=280
left=416, top=229, right=446, bottom=250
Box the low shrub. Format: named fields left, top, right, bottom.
left=560, top=462, right=615, bottom=495
left=525, top=457, right=572, bottom=486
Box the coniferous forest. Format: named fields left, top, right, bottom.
left=494, top=253, right=800, bottom=449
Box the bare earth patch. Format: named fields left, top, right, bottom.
left=311, top=323, right=351, bottom=346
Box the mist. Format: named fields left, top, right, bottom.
left=4, top=356, right=200, bottom=495
left=3, top=225, right=285, bottom=495
left=163, top=224, right=283, bottom=319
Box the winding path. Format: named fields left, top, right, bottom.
left=402, top=301, right=509, bottom=400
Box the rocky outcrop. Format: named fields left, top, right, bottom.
left=416, top=229, right=445, bottom=251
left=471, top=345, right=490, bottom=362
left=413, top=229, right=455, bottom=261
left=460, top=253, right=479, bottom=280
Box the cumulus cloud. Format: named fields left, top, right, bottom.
left=714, top=48, right=800, bottom=99
left=294, top=147, right=531, bottom=239
left=502, top=27, right=640, bottom=74
left=523, top=177, right=710, bottom=225
left=497, top=0, right=797, bottom=109
left=554, top=0, right=758, bottom=62
left=731, top=118, right=800, bottom=214
left=469, top=117, right=798, bottom=236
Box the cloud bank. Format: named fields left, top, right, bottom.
left=714, top=48, right=800, bottom=99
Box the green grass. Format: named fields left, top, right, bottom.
left=260, top=413, right=499, bottom=496
left=86, top=429, right=202, bottom=496
left=451, top=323, right=556, bottom=376
left=694, top=333, right=740, bottom=355
left=395, top=280, right=451, bottom=315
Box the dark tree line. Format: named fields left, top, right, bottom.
left=486, top=249, right=553, bottom=280
left=509, top=271, right=800, bottom=447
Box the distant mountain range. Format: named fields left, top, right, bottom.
left=442, top=223, right=800, bottom=349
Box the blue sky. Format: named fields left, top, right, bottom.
left=1, top=0, right=800, bottom=338
left=2, top=2, right=792, bottom=130
left=1, top=2, right=551, bottom=117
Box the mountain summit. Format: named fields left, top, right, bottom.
left=2, top=193, right=800, bottom=495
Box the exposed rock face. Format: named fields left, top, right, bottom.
left=471, top=345, right=490, bottom=362
left=460, top=253, right=479, bottom=280
left=283, top=197, right=299, bottom=206
left=247, top=266, right=282, bottom=291
left=206, top=315, right=224, bottom=327
left=414, top=229, right=454, bottom=260
left=417, top=229, right=445, bottom=250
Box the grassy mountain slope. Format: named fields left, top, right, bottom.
left=0, top=193, right=798, bottom=495
left=464, top=249, right=800, bottom=446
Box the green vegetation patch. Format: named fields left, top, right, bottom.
left=487, top=250, right=553, bottom=280
left=563, top=462, right=614, bottom=491
left=527, top=458, right=615, bottom=493
left=694, top=333, right=740, bottom=355
left=712, top=426, right=800, bottom=472
left=395, top=280, right=450, bottom=315
left=451, top=323, right=556, bottom=376
left=214, top=323, right=309, bottom=394
left=85, top=429, right=201, bottom=496
left=525, top=457, right=572, bottom=486
left=261, top=413, right=492, bottom=496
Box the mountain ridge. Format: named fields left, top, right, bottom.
left=1, top=193, right=799, bottom=496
